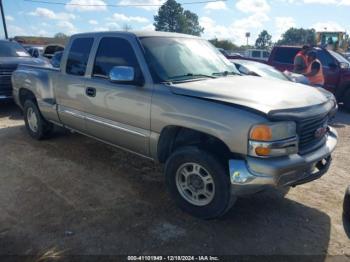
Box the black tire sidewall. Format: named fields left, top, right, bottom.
left=165, top=147, right=233, bottom=219
left=344, top=89, right=350, bottom=111
left=23, top=100, right=46, bottom=140
left=344, top=186, right=350, bottom=219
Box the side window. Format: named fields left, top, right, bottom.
left=273, top=48, right=299, bottom=64
left=93, top=37, right=140, bottom=78
left=66, top=38, right=94, bottom=76
left=316, top=51, right=335, bottom=67
left=263, top=51, right=270, bottom=58
left=252, top=51, right=260, bottom=58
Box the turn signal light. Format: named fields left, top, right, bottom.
left=255, top=147, right=271, bottom=156
left=250, top=125, right=272, bottom=141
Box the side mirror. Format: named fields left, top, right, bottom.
left=109, top=66, right=135, bottom=83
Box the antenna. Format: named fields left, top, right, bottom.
left=0, top=0, right=8, bottom=39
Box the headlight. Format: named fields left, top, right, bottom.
left=249, top=122, right=298, bottom=157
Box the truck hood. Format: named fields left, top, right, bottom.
left=0, top=57, right=49, bottom=68
left=170, top=76, right=328, bottom=114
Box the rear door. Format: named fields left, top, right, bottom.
left=83, top=36, right=152, bottom=156
left=55, top=37, right=94, bottom=132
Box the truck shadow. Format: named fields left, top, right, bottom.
left=0, top=101, right=23, bottom=121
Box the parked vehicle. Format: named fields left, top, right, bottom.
left=244, top=49, right=270, bottom=61
left=26, top=46, right=44, bottom=58
left=268, top=46, right=350, bottom=110
left=51, top=51, right=63, bottom=68
left=232, top=59, right=291, bottom=81
left=43, top=44, right=64, bottom=59
left=12, top=32, right=338, bottom=219
left=0, top=40, right=50, bottom=100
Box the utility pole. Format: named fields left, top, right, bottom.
left=245, top=32, right=250, bottom=46
left=0, top=0, right=8, bottom=39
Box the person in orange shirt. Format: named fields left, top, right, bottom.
left=293, top=45, right=309, bottom=74
left=304, top=50, right=325, bottom=88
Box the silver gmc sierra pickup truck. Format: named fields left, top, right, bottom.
left=12, top=31, right=338, bottom=219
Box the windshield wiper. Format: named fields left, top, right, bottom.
left=168, top=73, right=217, bottom=81
left=212, top=71, right=239, bottom=76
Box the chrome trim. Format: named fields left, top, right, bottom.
left=85, top=114, right=147, bottom=138
left=0, top=95, right=12, bottom=99
left=58, top=106, right=85, bottom=120
left=57, top=105, right=147, bottom=138
left=248, top=136, right=298, bottom=157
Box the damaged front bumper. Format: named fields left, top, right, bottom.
left=229, top=126, right=338, bottom=196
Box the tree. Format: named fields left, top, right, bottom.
left=209, top=38, right=238, bottom=51
left=255, top=30, right=272, bottom=49
left=122, top=24, right=132, bottom=31
left=54, top=32, right=68, bottom=39
left=154, top=0, right=204, bottom=36
left=277, top=28, right=316, bottom=46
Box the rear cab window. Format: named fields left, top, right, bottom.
left=66, top=37, right=94, bottom=76
left=272, top=48, right=299, bottom=64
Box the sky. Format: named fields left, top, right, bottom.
left=1, top=0, right=350, bottom=45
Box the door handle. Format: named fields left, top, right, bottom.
left=86, top=87, right=96, bottom=97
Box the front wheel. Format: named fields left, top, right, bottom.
left=165, top=147, right=235, bottom=219
left=344, top=186, right=350, bottom=221
left=23, top=100, right=53, bottom=140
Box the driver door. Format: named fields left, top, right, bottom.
left=83, top=36, right=152, bottom=156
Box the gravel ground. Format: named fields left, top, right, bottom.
left=0, top=101, right=349, bottom=259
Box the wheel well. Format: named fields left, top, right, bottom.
left=19, top=88, right=36, bottom=108
left=336, top=82, right=350, bottom=102
left=157, top=126, right=231, bottom=164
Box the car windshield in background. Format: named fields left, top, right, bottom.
left=236, top=60, right=289, bottom=81
left=329, top=50, right=350, bottom=64
left=140, top=37, right=239, bottom=82
left=0, top=42, right=30, bottom=57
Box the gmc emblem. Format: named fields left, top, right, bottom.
left=315, top=126, right=328, bottom=138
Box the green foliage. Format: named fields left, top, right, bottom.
left=255, top=30, right=272, bottom=49
left=277, top=28, right=317, bottom=46
left=154, top=0, right=204, bottom=36
left=209, top=38, right=238, bottom=51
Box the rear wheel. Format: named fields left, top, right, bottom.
left=24, top=100, right=53, bottom=140
left=165, top=147, right=235, bottom=219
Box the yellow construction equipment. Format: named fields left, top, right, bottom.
left=316, top=31, right=349, bottom=52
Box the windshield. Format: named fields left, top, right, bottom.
left=140, top=37, right=239, bottom=82
left=0, top=41, right=30, bottom=57
left=235, top=59, right=288, bottom=81
left=329, top=50, right=350, bottom=64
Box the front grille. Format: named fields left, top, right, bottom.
left=297, top=114, right=329, bottom=154
left=0, top=67, right=16, bottom=96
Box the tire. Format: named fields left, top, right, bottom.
left=165, top=147, right=236, bottom=219
left=344, top=186, right=350, bottom=220
left=23, top=100, right=53, bottom=140
left=344, top=89, right=350, bottom=112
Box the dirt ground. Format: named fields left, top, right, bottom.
left=0, top=101, right=349, bottom=259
